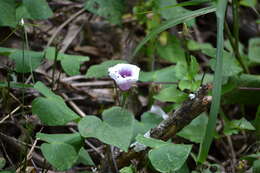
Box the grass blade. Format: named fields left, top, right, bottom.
left=133, top=6, right=216, bottom=56
left=137, top=0, right=213, bottom=15
left=197, top=0, right=228, bottom=163
left=0, top=82, right=33, bottom=88
left=160, top=0, right=212, bottom=9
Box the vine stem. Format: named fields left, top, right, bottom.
left=229, top=0, right=249, bottom=73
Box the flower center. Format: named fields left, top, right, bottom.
left=119, top=69, right=132, bottom=78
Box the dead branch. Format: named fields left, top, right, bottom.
left=116, top=84, right=212, bottom=168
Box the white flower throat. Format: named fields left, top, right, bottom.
left=108, top=63, right=140, bottom=91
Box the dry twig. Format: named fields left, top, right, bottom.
left=116, top=84, right=212, bottom=168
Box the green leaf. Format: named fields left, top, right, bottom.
left=40, top=143, right=78, bottom=171
left=45, top=47, right=90, bottom=76
left=16, top=4, right=33, bottom=21
left=101, top=107, right=134, bottom=151
left=141, top=112, right=163, bottom=126
left=36, top=132, right=83, bottom=149
left=136, top=134, right=168, bottom=148
left=132, top=120, right=148, bottom=141
left=229, top=117, right=255, bottom=130
left=198, top=0, right=228, bottom=163
left=175, top=56, right=200, bottom=91
left=177, top=113, right=208, bottom=143
left=45, top=47, right=90, bottom=75
left=9, top=50, right=44, bottom=73
left=60, top=54, right=89, bottom=76
left=187, top=40, right=213, bottom=51
left=175, top=162, right=190, bottom=173
left=224, top=40, right=244, bottom=55
left=158, top=0, right=188, bottom=19
left=204, top=49, right=243, bottom=77
left=77, top=147, right=95, bottom=166
left=86, top=60, right=126, bottom=78
left=240, top=0, right=257, bottom=8
left=0, top=157, right=6, bottom=169
left=78, top=107, right=134, bottom=151
left=223, top=74, right=260, bottom=104
left=132, top=112, right=163, bottom=140
left=120, top=166, right=134, bottom=173
left=178, top=80, right=200, bottom=92
left=248, top=38, right=260, bottom=63
left=157, top=36, right=186, bottom=63
left=154, top=86, right=188, bottom=103
left=32, top=82, right=79, bottom=126
left=139, top=66, right=178, bottom=82
left=175, top=56, right=199, bottom=81
left=148, top=144, right=192, bottom=173
left=156, top=0, right=211, bottom=12
left=156, top=0, right=194, bottom=26
left=133, top=6, right=216, bottom=56
left=45, top=47, right=57, bottom=60
left=84, top=0, right=124, bottom=24
left=223, top=116, right=256, bottom=136
left=78, top=116, right=103, bottom=138
left=23, top=0, right=53, bottom=19
left=34, top=82, right=63, bottom=101
left=223, top=127, right=239, bottom=136
left=242, top=153, right=260, bottom=161
left=0, top=0, right=17, bottom=27
left=189, top=56, right=200, bottom=78
left=32, top=97, right=79, bottom=126
left=175, top=62, right=187, bottom=80
left=253, top=159, right=260, bottom=173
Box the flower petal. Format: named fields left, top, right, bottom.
left=108, top=63, right=140, bottom=90
left=118, top=82, right=132, bottom=91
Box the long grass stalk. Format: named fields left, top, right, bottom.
left=133, top=6, right=216, bottom=56
left=232, top=0, right=239, bottom=54
left=197, top=0, right=228, bottom=163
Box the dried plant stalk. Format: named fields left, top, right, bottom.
left=117, top=84, right=212, bottom=168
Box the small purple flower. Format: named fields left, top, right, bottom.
left=108, top=63, right=140, bottom=91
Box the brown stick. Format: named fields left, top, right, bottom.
left=116, top=84, right=212, bottom=168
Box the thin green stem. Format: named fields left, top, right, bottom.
left=224, top=20, right=249, bottom=73
left=224, top=21, right=235, bottom=49
left=22, top=28, right=25, bottom=114
left=21, top=24, right=28, bottom=173
left=112, top=81, right=120, bottom=106
left=232, top=0, right=239, bottom=50
left=51, top=47, right=58, bottom=90
left=23, top=25, right=35, bottom=84
left=121, top=92, right=128, bottom=109
left=231, top=0, right=249, bottom=73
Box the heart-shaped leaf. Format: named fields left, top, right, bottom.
left=9, top=50, right=44, bottom=73
left=40, top=143, right=78, bottom=171
left=78, top=107, right=134, bottom=151
left=32, top=82, right=79, bottom=125
left=148, top=144, right=192, bottom=172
